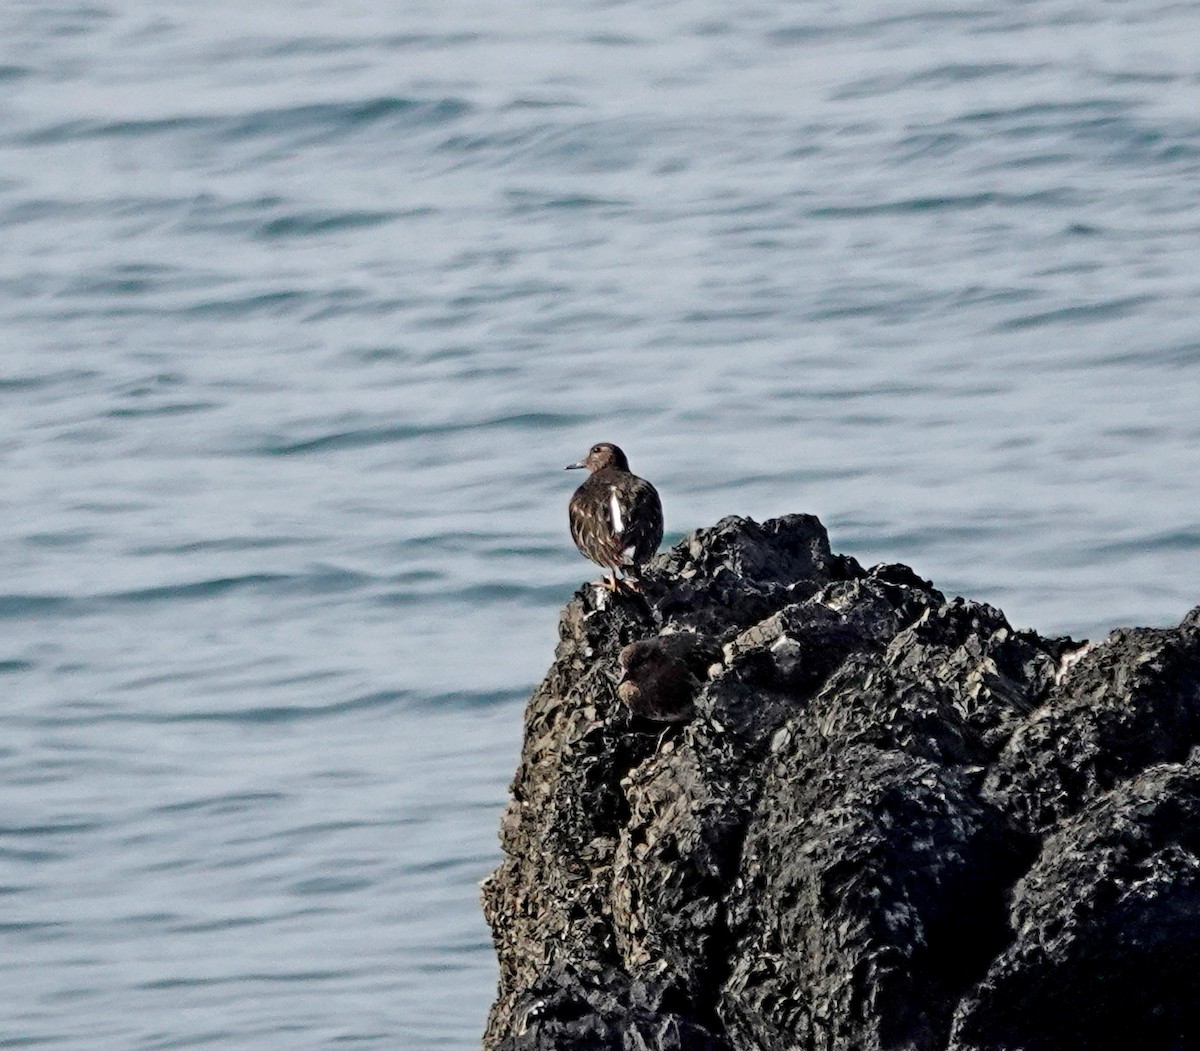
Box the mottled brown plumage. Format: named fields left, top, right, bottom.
left=617, top=633, right=723, bottom=723
left=565, top=442, right=663, bottom=590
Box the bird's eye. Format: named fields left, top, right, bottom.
left=591, top=445, right=601, bottom=454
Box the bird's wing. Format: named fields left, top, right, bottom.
left=570, top=485, right=625, bottom=568
left=671, top=633, right=724, bottom=677
left=617, top=478, right=664, bottom=565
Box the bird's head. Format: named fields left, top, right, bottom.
left=616, top=641, right=654, bottom=707
left=617, top=640, right=656, bottom=681
left=565, top=442, right=630, bottom=473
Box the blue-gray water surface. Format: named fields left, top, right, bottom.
left=3, top=1, right=1200, bottom=1047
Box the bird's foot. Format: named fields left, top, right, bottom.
left=589, top=573, right=643, bottom=604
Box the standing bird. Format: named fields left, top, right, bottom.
left=565, top=442, right=663, bottom=591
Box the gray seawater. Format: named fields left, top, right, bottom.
left=3, top=0, right=1199, bottom=1046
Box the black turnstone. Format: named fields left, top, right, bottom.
left=617, top=633, right=723, bottom=724
left=565, top=442, right=663, bottom=591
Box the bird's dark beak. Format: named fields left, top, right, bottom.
left=564, top=460, right=586, bottom=470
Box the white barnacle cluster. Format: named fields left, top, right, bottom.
left=770, top=633, right=805, bottom=677
left=1055, top=640, right=1097, bottom=685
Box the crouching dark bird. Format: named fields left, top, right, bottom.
left=565, top=442, right=663, bottom=591
left=617, top=633, right=723, bottom=724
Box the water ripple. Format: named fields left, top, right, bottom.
left=995, top=295, right=1153, bottom=331
left=260, top=412, right=582, bottom=455
left=16, top=96, right=471, bottom=147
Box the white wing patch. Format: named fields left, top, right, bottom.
left=609, top=488, right=625, bottom=535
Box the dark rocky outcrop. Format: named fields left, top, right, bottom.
left=481, top=514, right=1200, bottom=1051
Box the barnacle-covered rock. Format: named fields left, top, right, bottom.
left=482, top=513, right=1200, bottom=1051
